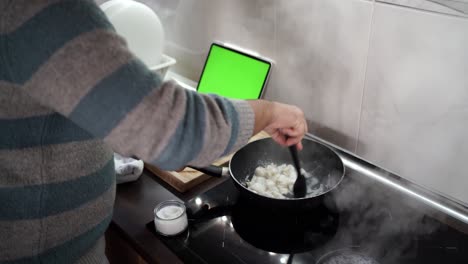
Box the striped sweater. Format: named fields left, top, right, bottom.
left=0, top=1, right=254, bottom=263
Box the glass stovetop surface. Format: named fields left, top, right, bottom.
left=147, top=175, right=468, bottom=264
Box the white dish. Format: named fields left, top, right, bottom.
left=100, top=0, right=165, bottom=67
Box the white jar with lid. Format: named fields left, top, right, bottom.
left=154, top=200, right=188, bottom=236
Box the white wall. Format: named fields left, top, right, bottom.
left=357, top=3, right=468, bottom=205
left=101, top=0, right=468, bottom=205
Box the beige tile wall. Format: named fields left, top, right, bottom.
left=269, top=0, right=373, bottom=150
left=357, top=3, right=468, bottom=204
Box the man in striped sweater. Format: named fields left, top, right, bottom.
left=0, top=1, right=307, bottom=263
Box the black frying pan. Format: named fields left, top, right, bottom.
left=192, top=137, right=345, bottom=211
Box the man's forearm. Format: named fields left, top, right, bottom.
left=247, top=100, right=274, bottom=135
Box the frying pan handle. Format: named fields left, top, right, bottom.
left=189, top=165, right=229, bottom=178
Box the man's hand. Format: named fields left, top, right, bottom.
left=248, top=100, right=308, bottom=150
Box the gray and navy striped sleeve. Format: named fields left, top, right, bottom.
left=1, top=0, right=254, bottom=170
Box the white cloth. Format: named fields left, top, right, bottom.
left=114, top=153, right=144, bottom=184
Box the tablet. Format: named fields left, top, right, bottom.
left=196, top=42, right=272, bottom=99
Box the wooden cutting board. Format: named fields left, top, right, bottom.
left=145, top=131, right=270, bottom=192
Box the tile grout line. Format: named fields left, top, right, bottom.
left=354, top=0, right=377, bottom=154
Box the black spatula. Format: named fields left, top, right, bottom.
left=289, top=145, right=307, bottom=198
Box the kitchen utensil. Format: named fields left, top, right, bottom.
left=289, top=145, right=306, bottom=198
left=190, top=137, right=345, bottom=211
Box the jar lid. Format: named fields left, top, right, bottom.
left=154, top=200, right=186, bottom=221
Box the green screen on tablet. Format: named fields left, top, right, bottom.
left=197, top=43, right=271, bottom=99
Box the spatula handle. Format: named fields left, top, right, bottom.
left=288, top=145, right=301, bottom=174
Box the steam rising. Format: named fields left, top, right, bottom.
left=323, top=172, right=440, bottom=263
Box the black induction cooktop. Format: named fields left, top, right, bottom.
left=146, top=174, right=468, bottom=264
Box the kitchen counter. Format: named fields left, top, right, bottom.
left=111, top=168, right=225, bottom=263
